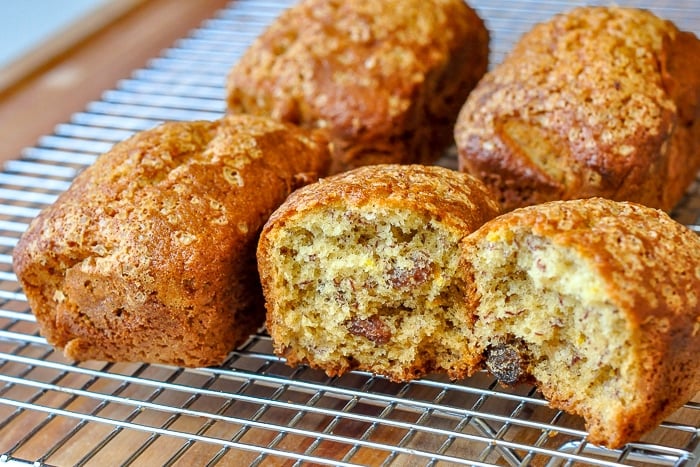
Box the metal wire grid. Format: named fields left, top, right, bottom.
left=1, top=0, right=700, bottom=465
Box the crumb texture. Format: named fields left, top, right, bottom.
left=227, top=0, right=489, bottom=173
left=462, top=198, right=700, bottom=447
left=455, top=6, right=700, bottom=211
left=12, top=115, right=330, bottom=367
left=258, top=164, right=500, bottom=381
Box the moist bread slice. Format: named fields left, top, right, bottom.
left=227, top=0, right=489, bottom=173
left=455, top=6, right=700, bottom=212
left=257, top=164, right=500, bottom=382
left=461, top=198, right=700, bottom=448
left=13, top=115, right=330, bottom=367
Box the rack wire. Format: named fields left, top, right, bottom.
left=1, top=0, right=700, bottom=465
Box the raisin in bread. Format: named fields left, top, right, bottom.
left=461, top=197, right=700, bottom=447
left=257, top=164, right=500, bottom=381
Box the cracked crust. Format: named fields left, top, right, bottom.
left=455, top=6, right=700, bottom=212
left=13, top=115, right=330, bottom=367
left=227, top=0, right=489, bottom=173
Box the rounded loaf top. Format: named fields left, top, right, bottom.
left=228, top=0, right=489, bottom=172
left=455, top=6, right=700, bottom=211
left=263, top=164, right=501, bottom=237
left=12, top=114, right=331, bottom=367
left=466, top=197, right=700, bottom=327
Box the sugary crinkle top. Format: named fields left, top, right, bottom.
left=228, top=0, right=478, bottom=127
left=457, top=6, right=678, bottom=160
left=265, top=164, right=501, bottom=236
left=19, top=115, right=330, bottom=305
left=474, top=198, right=700, bottom=327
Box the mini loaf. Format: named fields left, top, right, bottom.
left=461, top=198, right=700, bottom=448
left=257, top=164, right=500, bottom=382
left=13, top=115, right=330, bottom=367
left=227, top=0, right=489, bottom=174
left=455, top=6, right=700, bottom=212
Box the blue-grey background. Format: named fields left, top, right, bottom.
left=0, top=0, right=109, bottom=69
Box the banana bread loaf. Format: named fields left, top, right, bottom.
left=227, top=0, right=489, bottom=174
left=454, top=6, right=700, bottom=212
left=257, top=164, right=500, bottom=382
left=461, top=197, right=700, bottom=448
left=13, top=115, right=330, bottom=367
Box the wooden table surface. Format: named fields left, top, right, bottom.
left=0, top=0, right=230, bottom=166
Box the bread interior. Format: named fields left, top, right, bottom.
left=470, top=231, right=637, bottom=420
left=268, top=204, right=471, bottom=380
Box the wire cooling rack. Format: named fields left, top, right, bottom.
left=2, top=0, right=700, bottom=465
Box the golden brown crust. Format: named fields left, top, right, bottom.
left=455, top=6, right=700, bottom=212
left=227, top=0, right=489, bottom=173
left=462, top=198, right=700, bottom=447
left=13, top=115, right=330, bottom=367
left=258, top=164, right=500, bottom=381
left=262, top=164, right=501, bottom=239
